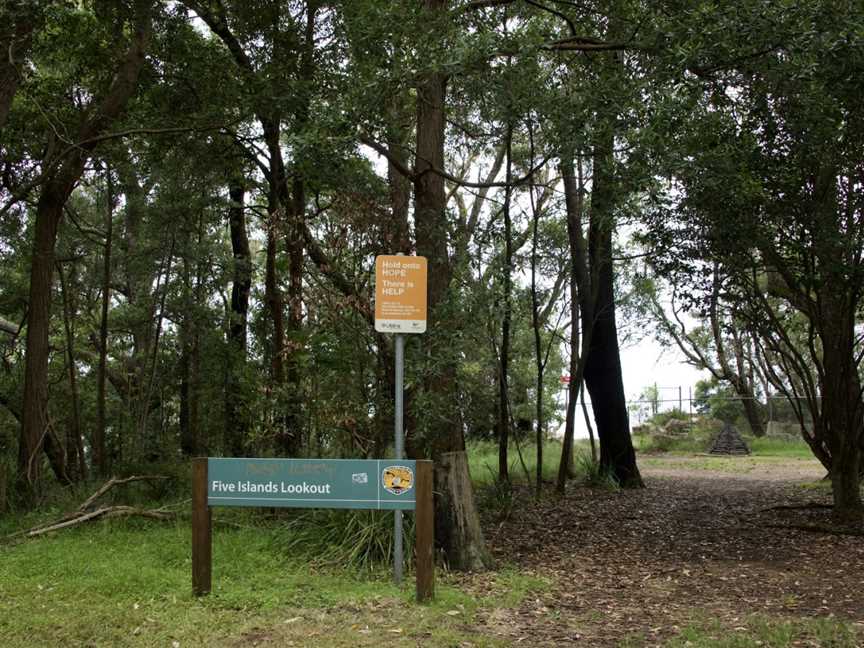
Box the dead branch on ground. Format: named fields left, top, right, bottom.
left=4, top=474, right=176, bottom=543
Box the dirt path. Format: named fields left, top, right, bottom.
left=478, top=456, right=864, bottom=646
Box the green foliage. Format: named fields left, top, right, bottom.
left=693, top=378, right=759, bottom=425
left=574, top=451, right=619, bottom=490
left=277, top=509, right=415, bottom=574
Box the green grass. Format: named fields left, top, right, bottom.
left=634, top=426, right=815, bottom=461
left=466, top=438, right=594, bottom=487
left=0, top=512, right=545, bottom=647
left=662, top=615, right=860, bottom=647
left=636, top=454, right=827, bottom=477
left=749, top=436, right=813, bottom=458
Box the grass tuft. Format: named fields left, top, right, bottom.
left=275, top=508, right=414, bottom=574
left=665, top=614, right=859, bottom=647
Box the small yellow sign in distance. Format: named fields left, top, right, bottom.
left=374, top=255, right=427, bottom=334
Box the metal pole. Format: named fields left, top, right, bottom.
left=394, top=333, right=404, bottom=585
left=688, top=386, right=693, bottom=419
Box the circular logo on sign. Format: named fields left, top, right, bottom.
left=382, top=465, right=414, bottom=495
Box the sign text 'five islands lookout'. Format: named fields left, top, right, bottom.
left=374, top=255, right=427, bottom=334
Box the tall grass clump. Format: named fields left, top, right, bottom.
left=573, top=450, right=619, bottom=490
left=276, top=509, right=414, bottom=574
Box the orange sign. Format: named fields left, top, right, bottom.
left=374, top=255, right=427, bottom=334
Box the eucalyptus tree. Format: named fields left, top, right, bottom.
left=183, top=0, right=326, bottom=456
left=10, top=0, right=154, bottom=494
left=481, top=0, right=648, bottom=489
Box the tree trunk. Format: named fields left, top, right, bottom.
left=434, top=451, right=492, bottom=571
left=819, top=296, right=863, bottom=524
left=412, top=0, right=490, bottom=571
left=19, top=180, right=72, bottom=493
left=57, top=263, right=85, bottom=482
left=225, top=179, right=250, bottom=456
left=264, top=202, right=286, bottom=388
left=179, top=246, right=198, bottom=457
left=498, top=124, right=513, bottom=484
left=385, top=98, right=412, bottom=254
left=529, top=139, right=544, bottom=494
left=583, top=129, right=643, bottom=489
left=95, top=167, right=114, bottom=476
left=740, top=395, right=765, bottom=438
left=283, top=177, right=305, bottom=457
left=830, top=443, right=862, bottom=526
left=558, top=155, right=592, bottom=493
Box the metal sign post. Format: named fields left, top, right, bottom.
left=374, top=255, right=427, bottom=586
left=394, top=333, right=405, bottom=584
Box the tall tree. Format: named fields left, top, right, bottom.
left=411, top=0, right=491, bottom=571
left=582, top=116, right=642, bottom=488
left=18, top=1, right=152, bottom=493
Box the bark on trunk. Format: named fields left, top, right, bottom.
left=498, top=125, right=513, bottom=484
left=18, top=4, right=149, bottom=496
left=283, top=177, right=305, bottom=457
left=583, top=132, right=643, bottom=489
left=412, top=0, right=490, bottom=570
left=19, top=182, right=68, bottom=492
left=264, top=202, right=286, bottom=388
left=57, top=263, right=85, bottom=482
left=740, top=396, right=765, bottom=438
left=529, top=148, right=544, bottom=494
left=831, top=444, right=862, bottom=525
left=179, top=246, right=199, bottom=457
left=95, top=169, right=114, bottom=476
left=820, top=296, right=863, bottom=524
left=385, top=103, right=412, bottom=254
left=558, top=155, right=592, bottom=492
left=434, top=451, right=492, bottom=571
left=225, top=179, right=250, bottom=456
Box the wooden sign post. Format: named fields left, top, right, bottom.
left=414, top=461, right=434, bottom=602
left=192, top=458, right=211, bottom=596
left=191, top=457, right=434, bottom=602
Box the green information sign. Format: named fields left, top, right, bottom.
left=207, top=458, right=417, bottom=510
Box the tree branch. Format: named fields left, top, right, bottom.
left=0, top=315, right=20, bottom=337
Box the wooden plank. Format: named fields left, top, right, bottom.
left=192, top=457, right=212, bottom=596
left=415, top=460, right=435, bottom=602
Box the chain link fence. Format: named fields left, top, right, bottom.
left=627, top=385, right=814, bottom=437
